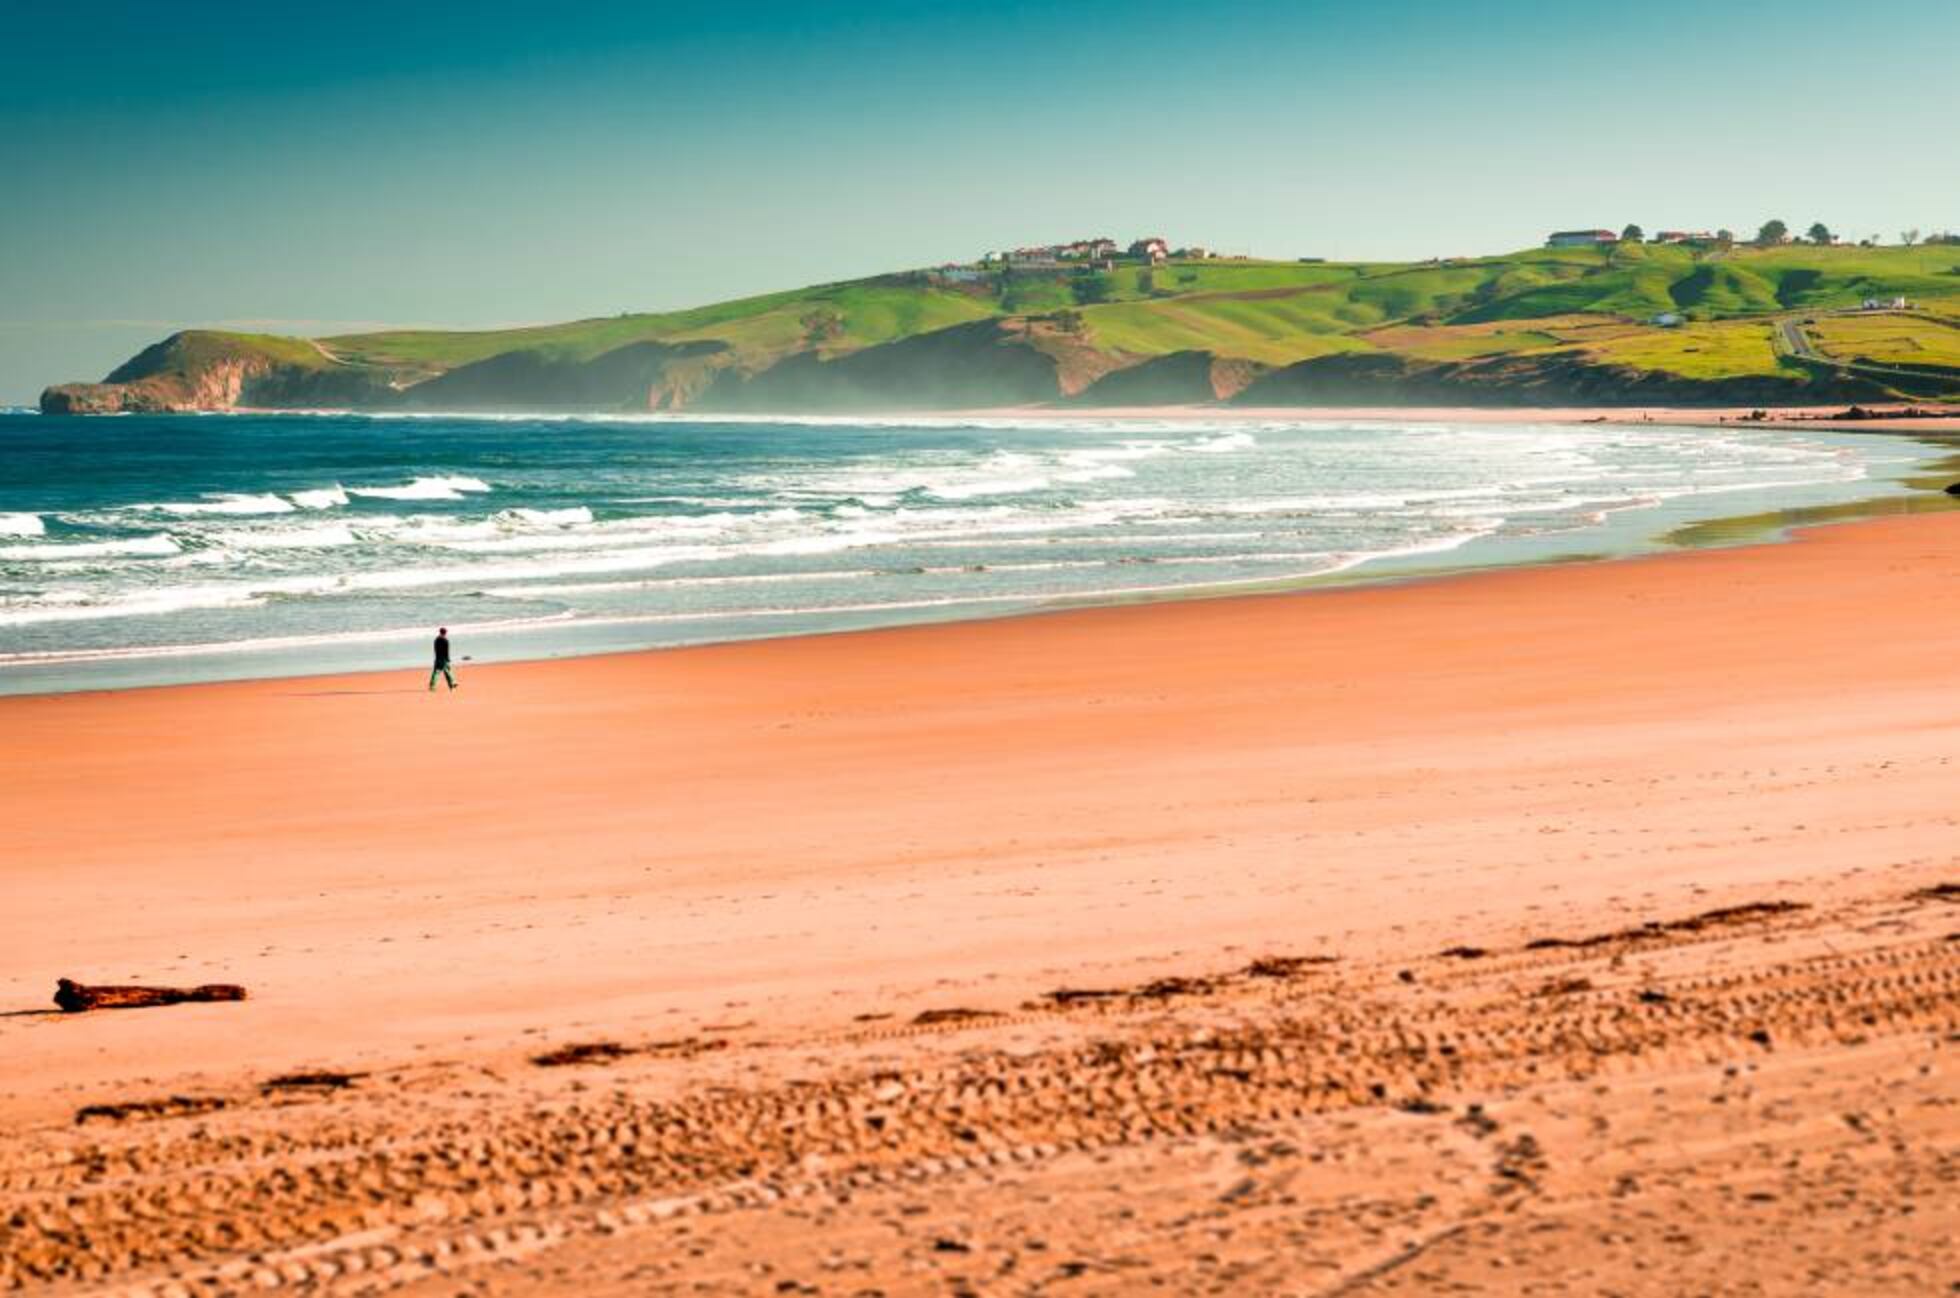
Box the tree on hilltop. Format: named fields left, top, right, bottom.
left=1806, top=222, right=1833, bottom=246
left=1715, top=228, right=1735, bottom=246
left=1901, top=228, right=1920, bottom=246
left=1071, top=272, right=1113, bottom=306
left=1754, top=219, right=1788, bottom=246
left=1621, top=224, right=1644, bottom=242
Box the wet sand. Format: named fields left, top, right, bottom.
left=979, top=401, right=1960, bottom=433
left=4, top=511, right=1959, bottom=1294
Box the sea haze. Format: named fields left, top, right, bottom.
left=0, top=410, right=1929, bottom=693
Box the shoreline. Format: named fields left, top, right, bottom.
left=15, top=399, right=1960, bottom=432
left=971, top=400, right=1960, bottom=433
left=27, top=466, right=1952, bottom=704
left=4, top=409, right=1953, bottom=699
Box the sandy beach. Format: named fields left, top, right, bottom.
left=5, top=509, right=1958, bottom=1295
left=982, top=401, right=1960, bottom=434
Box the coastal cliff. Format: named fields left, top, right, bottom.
left=39, top=243, right=1960, bottom=415
left=39, top=332, right=399, bottom=414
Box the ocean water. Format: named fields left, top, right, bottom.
left=0, top=409, right=1932, bottom=694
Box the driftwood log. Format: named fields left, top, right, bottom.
left=54, top=978, right=247, bottom=1013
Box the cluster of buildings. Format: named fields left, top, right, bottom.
left=961, top=236, right=1222, bottom=272
left=982, top=238, right=1118, bottom=267
left=1546, top=229, right=1719, bottom=248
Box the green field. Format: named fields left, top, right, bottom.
left=1578, top=320, right=1792, bottom=380
left=1356, top=319, right=1571, bottom=362
left=1806, top=312, right=1960, bottom=370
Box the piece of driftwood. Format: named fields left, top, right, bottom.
left=75, top=1095, right=228, bottom=1125
left=261, top=1070, right=364, bottom=1093
left=54, top=978, right=247, bottom=1013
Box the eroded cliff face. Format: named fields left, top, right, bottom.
left=39, top=333, right=736, bottom=416
left=40, top=362, right=405, bottom=414
left=42, top=356, right=265, bottom=414
left=38, top=331, right=388, bottom=415
left=38, top=383, right=140, bottom=415
left=1070, top=351, right=1267, bottom=405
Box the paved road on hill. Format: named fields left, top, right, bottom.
left=1776, top=316, right=1822, bottom=360
left=1775, top=311, right=1960, bottom=392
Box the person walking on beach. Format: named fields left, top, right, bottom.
left=429, top=627, right=458, bottom=692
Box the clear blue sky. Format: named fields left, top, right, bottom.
left=4, top=0, right=1957, bottom=400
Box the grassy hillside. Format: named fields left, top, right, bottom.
left=105, top=330, right=332, bottom=382
left=318, top=242, right=1960, bottom=388
left=320, top=279, right=998, bottom=370
left=47, top=239, right=1960, bottom=414
left=1080, top=294, right=1369, bottom=364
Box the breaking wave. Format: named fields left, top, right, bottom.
left=0, top=533, right=181, bottom=560
left=290, top=484, right=350, bottom=509
left=147, top=493, right=295, bottom=516
left=348, top=475, right=493, bottom=501
left=497, top=506, right=594, bottom=527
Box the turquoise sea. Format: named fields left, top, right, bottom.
left=0, top=409, right=1935, bottom=694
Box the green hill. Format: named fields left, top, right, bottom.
left=40, top=240, right=1960, bottom=415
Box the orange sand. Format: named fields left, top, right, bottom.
left=7, top=511, right=1960, bottom=1295
left=6, top=511, right=1960, bottom=1124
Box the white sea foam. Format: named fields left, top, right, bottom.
left=418, top=511, right=749, bottom=553
left=0, top=533, right=181, bottom=560
left=376, top=517, right=507, bottom=544
left=1064, top=440, right=1178, bottom=463
left=349, top=475, right=493, bottom=501
left=1186, top=431, right=1257, bottom=453
left=210, top=523, right=361, bottom=551
left=925, top=476, right=1054, bottom=500
left=1053, top=462, right=1135, bottom=484
left=0, top=513, right=44, bottom=537
left=290, top=484, right=350, bottom=509
left=749, top=451, right=1067, bottom=504
left=498, top=506, right=594, bottom=527
left=903, top=529, right=1273, bottom=550
left=0, top=583, right=266, bottom=624
left=148, top=493, right=296, bottom=516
